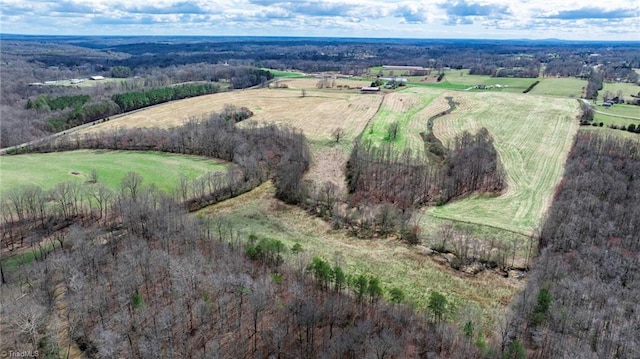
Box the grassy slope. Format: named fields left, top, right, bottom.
left=0, top=150, right=228, bottom=196
left=201, top=182, right=522, bottom=325
left=599, top=81, right=640, bottom=100
left=427, top=92, right=580, bottom=235
left=360, top=87, right=445, bottom=153
left=594, top=103, right=640, bottom=118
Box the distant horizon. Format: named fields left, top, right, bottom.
left=2, top=33, right=639, bottom=44
left=2, top=1, right=638, bottom=42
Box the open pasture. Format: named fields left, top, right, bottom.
left=593, top=112, right=640, bottom=131
left=81, top=86, right=382, bottom=142
left=529, top=77, right=586, bottom=98
left=0, top=150, right=228, bottom=196
left=595, top=103, right=640, bottom=119
left=440, top=69, right=493, bottom=86
left=427, top=92, right=580, bottom=235
left=478, top=77, right=537, bottom=93
left=201, top=181, right=523, bottom=325
left=600, top=81, right=640, bottom=100
left=360, top=87, right=446, bottom=153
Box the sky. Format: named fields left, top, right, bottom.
left=1, top=0, right=639, bottom=41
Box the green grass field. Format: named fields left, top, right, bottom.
left=599, top=81, right=640, bottom=100
left=360, top=87, right=445, bottom=153
left=426, top=91, right=580, bottom=235
left=529, top=78, right=586, bottom=98
left=595, top=103, right=640, bottom=118
left=593, top=113, right=640, bottom=130
left=201, top=182, right=522, bottom=326
left=407, top=81, right=470, bottom=90
left=581, top=125, right=639, bottom=139
left=0, top=150, right=229, bottom=196
left=441, top=69, right=492, bottom=86
left=264, top=69, right=308, bottom=78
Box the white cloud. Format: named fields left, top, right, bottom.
left=0, top=0, right=638, bottom=40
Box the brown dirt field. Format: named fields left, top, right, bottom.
left=81, top=88, right=382, bottom=142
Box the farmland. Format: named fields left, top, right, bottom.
left=426, top=92, right=580, bottom=235
left=599, top=81, right=640, bottom=100
left=398, top=69, right=588, bottom=97
left=360, top=87, right=446, bottom=153
left=82, top=82, right=381, bottom=142
left=530, top=77, right=586, bottom=97
left=0, top=150, right=229, bottom=196
left=74, top=77, right=584, bottom=237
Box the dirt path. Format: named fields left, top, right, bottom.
left=50, top=269, right=83, bottom=359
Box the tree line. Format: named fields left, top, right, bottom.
left=1, top=110, right=492, bottom=357
left=346, top=128, right=506, bottom=210
left=112, top=83, right=220, bottom=112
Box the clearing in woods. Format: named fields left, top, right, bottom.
left=201, top=181, right=523, bottom=326
left=425, top=91, right=580, bottom=235
left=0, top=150, right=229, bottom=196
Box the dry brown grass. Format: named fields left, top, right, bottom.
left=82, top=88, right=382, bottom=142
left=303, top=142, right=352, bottom=194
left=274, top=77, right=372, bottom=90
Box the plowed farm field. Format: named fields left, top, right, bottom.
left=424, top=91, right=580, bottom=235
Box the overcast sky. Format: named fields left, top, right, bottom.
left=1, top=0, right=639, bottom=41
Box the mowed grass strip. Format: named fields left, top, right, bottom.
left=427, top=92, right=580, bottom=235
left=201, top=181, right=523, bottom=326
left=81, top=85, right=381, bottom=142
left=0, top=150, right=228, bottom=196
left=264, top=69, right=308, bottom=78
left=593, top=110, right=640, bottom=129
